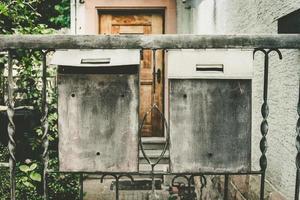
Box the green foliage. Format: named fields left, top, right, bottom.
left=19, top=162, right=41, bottom=190
left=50, top=0, right=70, bottom=28
left=0, top=144, right=9, bottom=162
left=0, top=1, right=79, bottom=199
left=0, top=0, right=69, bottom=34
left=47, top=155, right=81, bottom=200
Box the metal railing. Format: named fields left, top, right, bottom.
left=0, top=34, right=299, bottom=200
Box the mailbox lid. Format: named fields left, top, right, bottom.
left=50, top=49, right=140, bottom=67
left=167, top=49, right=253, bottom=79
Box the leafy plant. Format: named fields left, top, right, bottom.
left=19, top=162, right=42, bottom=188
left=50, top=0, right=70, bottom=28
left=0, top=1, right=80, bottom=199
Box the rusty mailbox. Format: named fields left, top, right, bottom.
left=167, top=49, right=253, bottom=173
left=51, top=49, right=140, bottom=172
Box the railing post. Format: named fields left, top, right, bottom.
left=224, top=174, right=229, bottom=200
left=254, top=48, right=282, bottom=200
left=295, top=81, right=300, bottom=200
left=7, top=50, right=16, bottom=200
left=41, top=50, right=49, bottom=200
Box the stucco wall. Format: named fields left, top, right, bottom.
left=177, top=0, right=300, bottom=198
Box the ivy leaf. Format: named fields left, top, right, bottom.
left=23, top=181, right=35, bottom=188
left=20, top=176, right=28, bottom=182
left=30, top=171, right=42, bottom=182
left=19, top=165, right=30, bottom=173
left=29, top=163, right=37, bottom=171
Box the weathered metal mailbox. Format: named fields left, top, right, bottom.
left=51, top=49, right=140, bottom=172
left=167, top=49, right=253, bottom=173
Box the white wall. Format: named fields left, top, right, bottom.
left=177, top=0, right=300, bottom=198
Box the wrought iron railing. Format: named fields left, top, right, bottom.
left=0, top=34, right=299, bottom=200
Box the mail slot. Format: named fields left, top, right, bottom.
left=51, top=49, right=140, bottom=172
left=167, top=49, right=253, bottom=173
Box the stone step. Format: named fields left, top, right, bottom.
left=139, top=150, right=169, bottom=159
left=141, top=137, right=167, bottom=150
left=139, top=149, right=169, bottom=164
left=139, top=163, right=169, bottom=173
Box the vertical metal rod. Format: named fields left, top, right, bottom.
left=80, top=173, right=84, bottom=200
left=188, top=176, right=192, bottom=196
left=259, top=52, right=269, bottom=200
left=295, top=82, right=300, bottom=200
left=7, top=50, right=16, bottom=200
left=260, top=172, right=266, bottom=200
left=253, top=48, right=282, bottom=200
left=296, top=170, right=300, bottom=200
left=224, top=174, right=229, bottom=200
left=41, top=51, right=49, bottom=200
left=115, top=177, right=119, bottom=200
left=151, top=164, right=155, bottom=198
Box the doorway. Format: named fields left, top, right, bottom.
left=98, top=10, right=165, bottom=137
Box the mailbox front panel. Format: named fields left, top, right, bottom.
left=169, top=79, right=251, bottom=173
left=58, top=73, right=139, bottom=172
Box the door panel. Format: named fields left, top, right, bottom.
left=99, top=12, right=164, bottom=137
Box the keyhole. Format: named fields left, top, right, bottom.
left=183, top=94, right=187, bottom=98
left=71, top=93, right=75, bottom=97
left=96, top=152, right=100, bottom=156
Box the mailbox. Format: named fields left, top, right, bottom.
left=51, top=49, right=140, bottom=172
left=167, top=49, right=253, bottom=173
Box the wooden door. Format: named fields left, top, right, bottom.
left=99, top=12, right=164, bottom=137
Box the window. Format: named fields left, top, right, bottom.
left=278, top=9, right=300, bottom=33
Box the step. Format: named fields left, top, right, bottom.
left=139, top=150, right=169, bottom=159
left=139, top=164, right=169, bottom=173
left=140, top=137, right=167, bottom=150
left=139, top=149, right=170, bottom=164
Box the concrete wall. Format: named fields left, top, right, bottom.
left=177, top=0, right=300, bottom=198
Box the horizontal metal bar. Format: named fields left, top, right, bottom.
left=47, top=170, right=263, bottom=176
left=0, top=162, right=9, bottom=168
left=0, top=34, right=300, bottom=49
